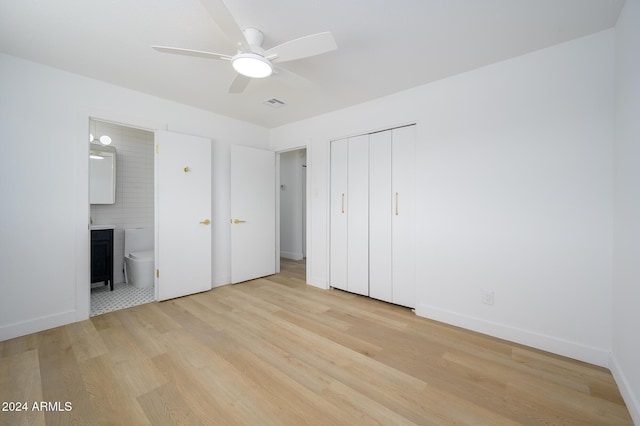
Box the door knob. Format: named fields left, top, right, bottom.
left=232, top=219, right=246, bottom=224
left=199, top=219, right=210, bottom=225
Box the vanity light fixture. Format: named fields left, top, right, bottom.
left=90, top=134, right=113, bottom=146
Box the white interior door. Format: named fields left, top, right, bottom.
left=330, top=139, right=348, bottom=290
left=369, top=130, right=393, bottom=303
left=231, top=145, right=276, bottom=283
left=155, top=130, right=212, bottom=301
left=347, top=135, right=370, bottom=296
left=392, top=125, right=416, bottom=307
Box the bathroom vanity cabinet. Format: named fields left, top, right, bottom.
left=91, top=228, right=114, bottom=291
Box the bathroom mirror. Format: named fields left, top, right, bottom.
left=90, top=143, right=117, bottom=204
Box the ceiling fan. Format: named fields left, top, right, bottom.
left=152, top=0, right=337, bottom=94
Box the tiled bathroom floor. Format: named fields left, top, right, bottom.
left=90, top=282, right=154, bottom=317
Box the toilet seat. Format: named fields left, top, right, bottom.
left=129, top=250, right=153, bottom=261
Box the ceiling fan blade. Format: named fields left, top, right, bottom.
left=265, top=32, right=337, bottom=63
left=273, top=65, right=314, bottom=89
left=228, top=73, right=251, bottom=94
left=152, top=45, right=232, bottom=61
left=199, top=0, right=251, bottom=52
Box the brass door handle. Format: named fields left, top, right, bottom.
left=232, top=219, right=246, bottom=224
left=199, top=219, right=210, bottom=225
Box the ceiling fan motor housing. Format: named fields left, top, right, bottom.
left=242, top=28, right=265, bottom=53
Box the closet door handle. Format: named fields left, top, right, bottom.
left=341, top=193, right=345, bottom=214
left=395, top=192, right=399, bottom=216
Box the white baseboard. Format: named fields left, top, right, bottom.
left=212, top=275, right=231, bottom=288
left=280, top=251, right=304, bottom=260
left=610, top=352, right=640, bottom=425
left=0, top=310, right=77, bottom=342
left=415, top=303, right=610, bottom=367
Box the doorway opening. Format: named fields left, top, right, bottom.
left=89, top=118, right=155, bottom=316
left=278, top=148, right=307, bottom=281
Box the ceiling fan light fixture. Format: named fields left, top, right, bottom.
left=232, top=53, right=272, bottom=78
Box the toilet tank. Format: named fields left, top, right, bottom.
left=124, top=227, right=154, bottom=256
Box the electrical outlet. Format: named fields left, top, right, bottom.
left=481, top=289, right=494, bottom=305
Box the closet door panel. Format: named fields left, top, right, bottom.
left=330, top=139, right=348, bottom=291
left=392, top=125, right=416, bottom=308
left=347, top=135, right=370, bottom=296
left=369, top=130, right=393, bottom=303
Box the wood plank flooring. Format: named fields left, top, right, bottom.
left=1, top=258, right=632, bottom=425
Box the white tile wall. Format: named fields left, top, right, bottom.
left=90, top=120, right=154, bottom=284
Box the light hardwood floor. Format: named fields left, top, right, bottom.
left=1, top=259, right=632, bottom=425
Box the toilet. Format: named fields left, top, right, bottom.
left=124, top=227, right=154, bottom=288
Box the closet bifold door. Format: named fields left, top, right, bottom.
left=369, top=130, right=393, bottom=303
left=346, top=134, right=370, bottom=296
left=391, top=125, right=416, bottom=308
left=330, top=138, right=348, bottom=291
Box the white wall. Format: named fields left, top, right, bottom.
left=279, top=149, right=305, bottom=260
left=612, top=0, right=640, bottom=423
left=271, top=30, right=615, bottom=367
left=0, top=17, right=634, bottom=414
left=0, top=53, right=269, bottom=341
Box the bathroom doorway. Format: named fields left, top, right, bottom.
left=279, top=148, right=307, bottom=280
left=89, top=118, right=155, bottom=316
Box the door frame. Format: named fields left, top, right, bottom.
left=276, top=145, right=310, bottom=283
left=82, top=115, right=158, bottom=320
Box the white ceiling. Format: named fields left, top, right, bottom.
left=0, top=0, right=625, bottom=128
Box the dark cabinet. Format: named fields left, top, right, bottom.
left=91, top=228, right=114, bottom=291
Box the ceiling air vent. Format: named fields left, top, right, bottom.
left=263, top=98, right=286, bottom=108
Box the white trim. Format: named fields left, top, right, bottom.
left=280, top=251, right=304, bottom=260
left=75, top=113, right=91, bottom=323
left=610, top=352, right=640, bottom=425
left=415, top=303, right=610, bottom=367
left=275, top=152, right=281, bottom=274
left=0, top=310, right=77, bottom=342
left=212, top=275, right=231, bottom=288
